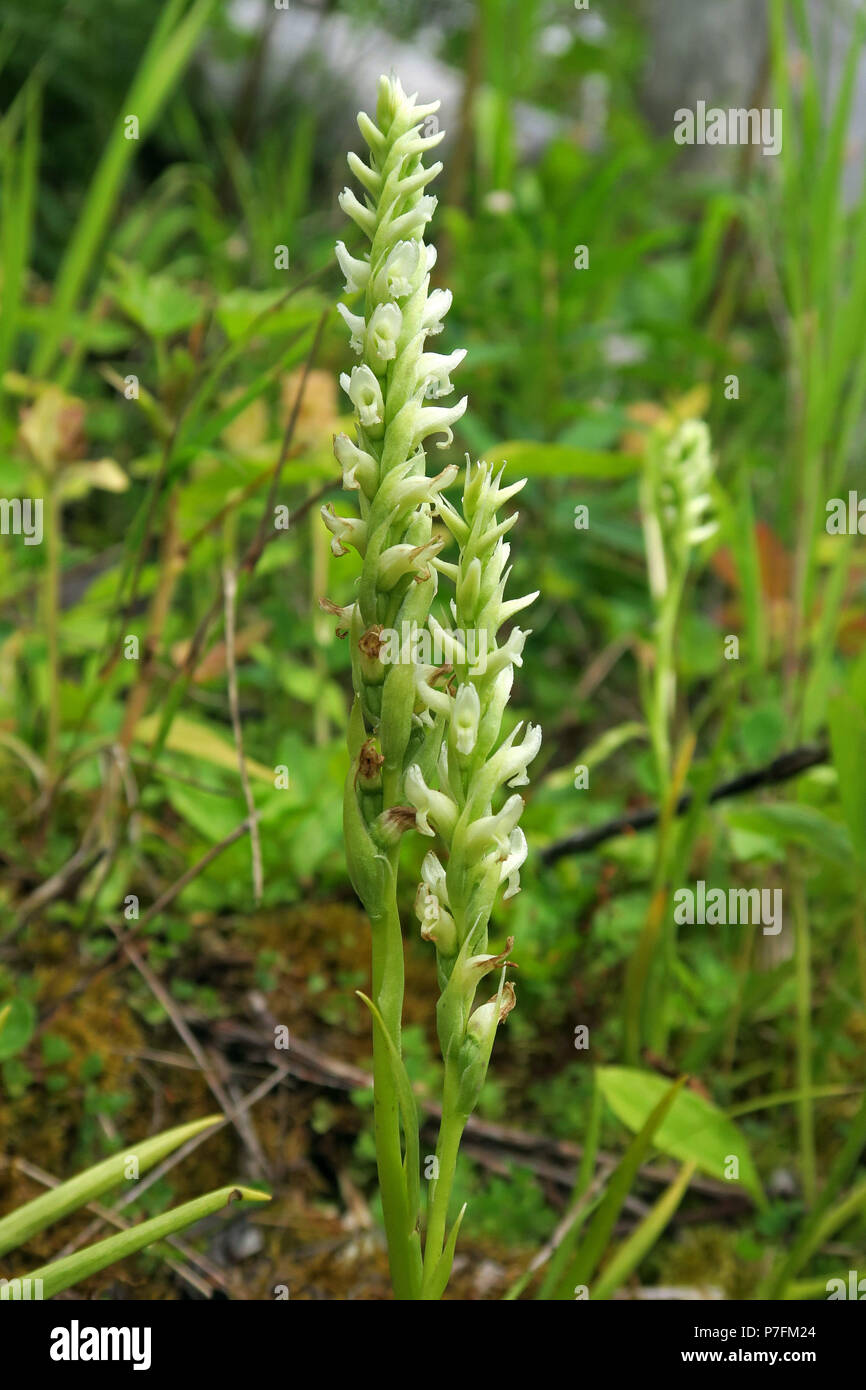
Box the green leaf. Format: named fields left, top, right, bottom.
left=597, top=1066, right=764, bottom=1203
left=41, top=1034, right=73, bottom=1067
left=133, top=713, right=273, bottom=784
left=0, top=997, right=35, bottom=1061
left=550, top=1077, right=686, bottom=1298
left=356, top=991, right=420, bottom=1223
left=724, top=802, right=852, bottom=867
left=761, top=1086, right=866, bottom=1296
left=31, top=0, right=220, bottom=378
left=6, top=1186, right=270, bottom=1299
left=214, top=287, right=325, bottom=342
left=592, top=1160, right=697, bottom=1300
left=0, top=1115, right=221, bottom=1257
left=425, top=1202, right=467, bottom=1300
left=110, top=264, right=204, bottom=339
left=483, top=440, right=640, bottom=479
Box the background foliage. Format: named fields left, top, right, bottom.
left=1, top=0, right=864, bottom=1300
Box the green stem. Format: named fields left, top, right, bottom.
left=369, top=858, right=421, bottom=1299
left=420, top=1066, right=466, bottom=1298
left=43, top=476, right=60, bottom=772
left=644, top=565, right=688, bottom=1057
left=793, top=872, right=816, bottom=1206
left=854, top=885, right=866, bottom=1011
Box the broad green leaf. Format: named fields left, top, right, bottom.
left=597, top=1066, right=764, bottom=1202
left=483, top=440, right=640, bottom=479
left=724, top=802, right=852, bottom=867
left=0, top=997, right=35, bottom=1062
left=215, top=287, right=325, bottom=342
left=0, top=1115, right=221, bottom=1257
left=134, top=714, right=273, bottom=783
left=110, top=263, right=204, bottom=340
left=6, top=1186, right=270, bottom=1299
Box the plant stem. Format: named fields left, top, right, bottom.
left=421, top=1067, right=465, bottom=1297
left=793, top=872, right=816, bottom=1206
left=369, top=858, right=420, bottom=1299
left=43, top=476, right=60, bottom=772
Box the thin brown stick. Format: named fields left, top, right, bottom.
left=36, top=818, right=254, bottom=1026
left=109, top=925, right=270, bottom=1179
left=55, top=1064, right=290, bottom=1261
left=541, top=743, right=829, bottom=865
left=212, top=1022, right=737, bottom=1201
left=245, top=308, right=329, bottom=573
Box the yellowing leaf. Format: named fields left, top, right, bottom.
left=134, top=714, right=273, bottom=783
left=57, top=458, right=129, bottom=503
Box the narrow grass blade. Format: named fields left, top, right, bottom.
left=591, top=1160, right=697, bottom=1301
left=760, top=1086, right=866, bottom=1296
left=534, top=1068, right=604, bottom=1299
left=5, top=1186, right=269, bottom=1299
left=424, top=1202, right=467, bottom=1301
left=31, top=0, right=218, bottom=378
left=549, top=1077, right=686, bottom=1299
left=356, top=991, right=421, bottom=1223
left=0, top=1115, right=221, bottom=1257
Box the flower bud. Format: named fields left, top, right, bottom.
left=318, top=596, right=355, bottom=639
left=336, top=303, right=366, bottom=355
left=334, top=433, right=378, bottom=495
left=335, top=240, right=370, bottom=294
left=357, top=625, right=386, bottom=683
left=466, top=980, right=517, bottom=1047
left=340, top=365, right=385, bottom=430
left=404, top=762, right=458, bottom=838
left=373, top=239, right=423, bottom=300
left=499, top=827, right=528, bottom=900
left=421, top=288, right=452, bottom=337
left=366, top=302, right=403, bottom=370
left=320, top=504, right=367, bottom=557
left=370, top=804, right=418, bottom=849
left=415, top=882, right=457, bottom=955
left=452, top=682, right=481, bottom=756
left=338, top=186, right=376, bottom=238
left=421, top=851, right=449, bottom=902
left=356, top=737, right=385, bottom=792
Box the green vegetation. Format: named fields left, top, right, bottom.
left=0, top=0, right=864, bottom=1301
